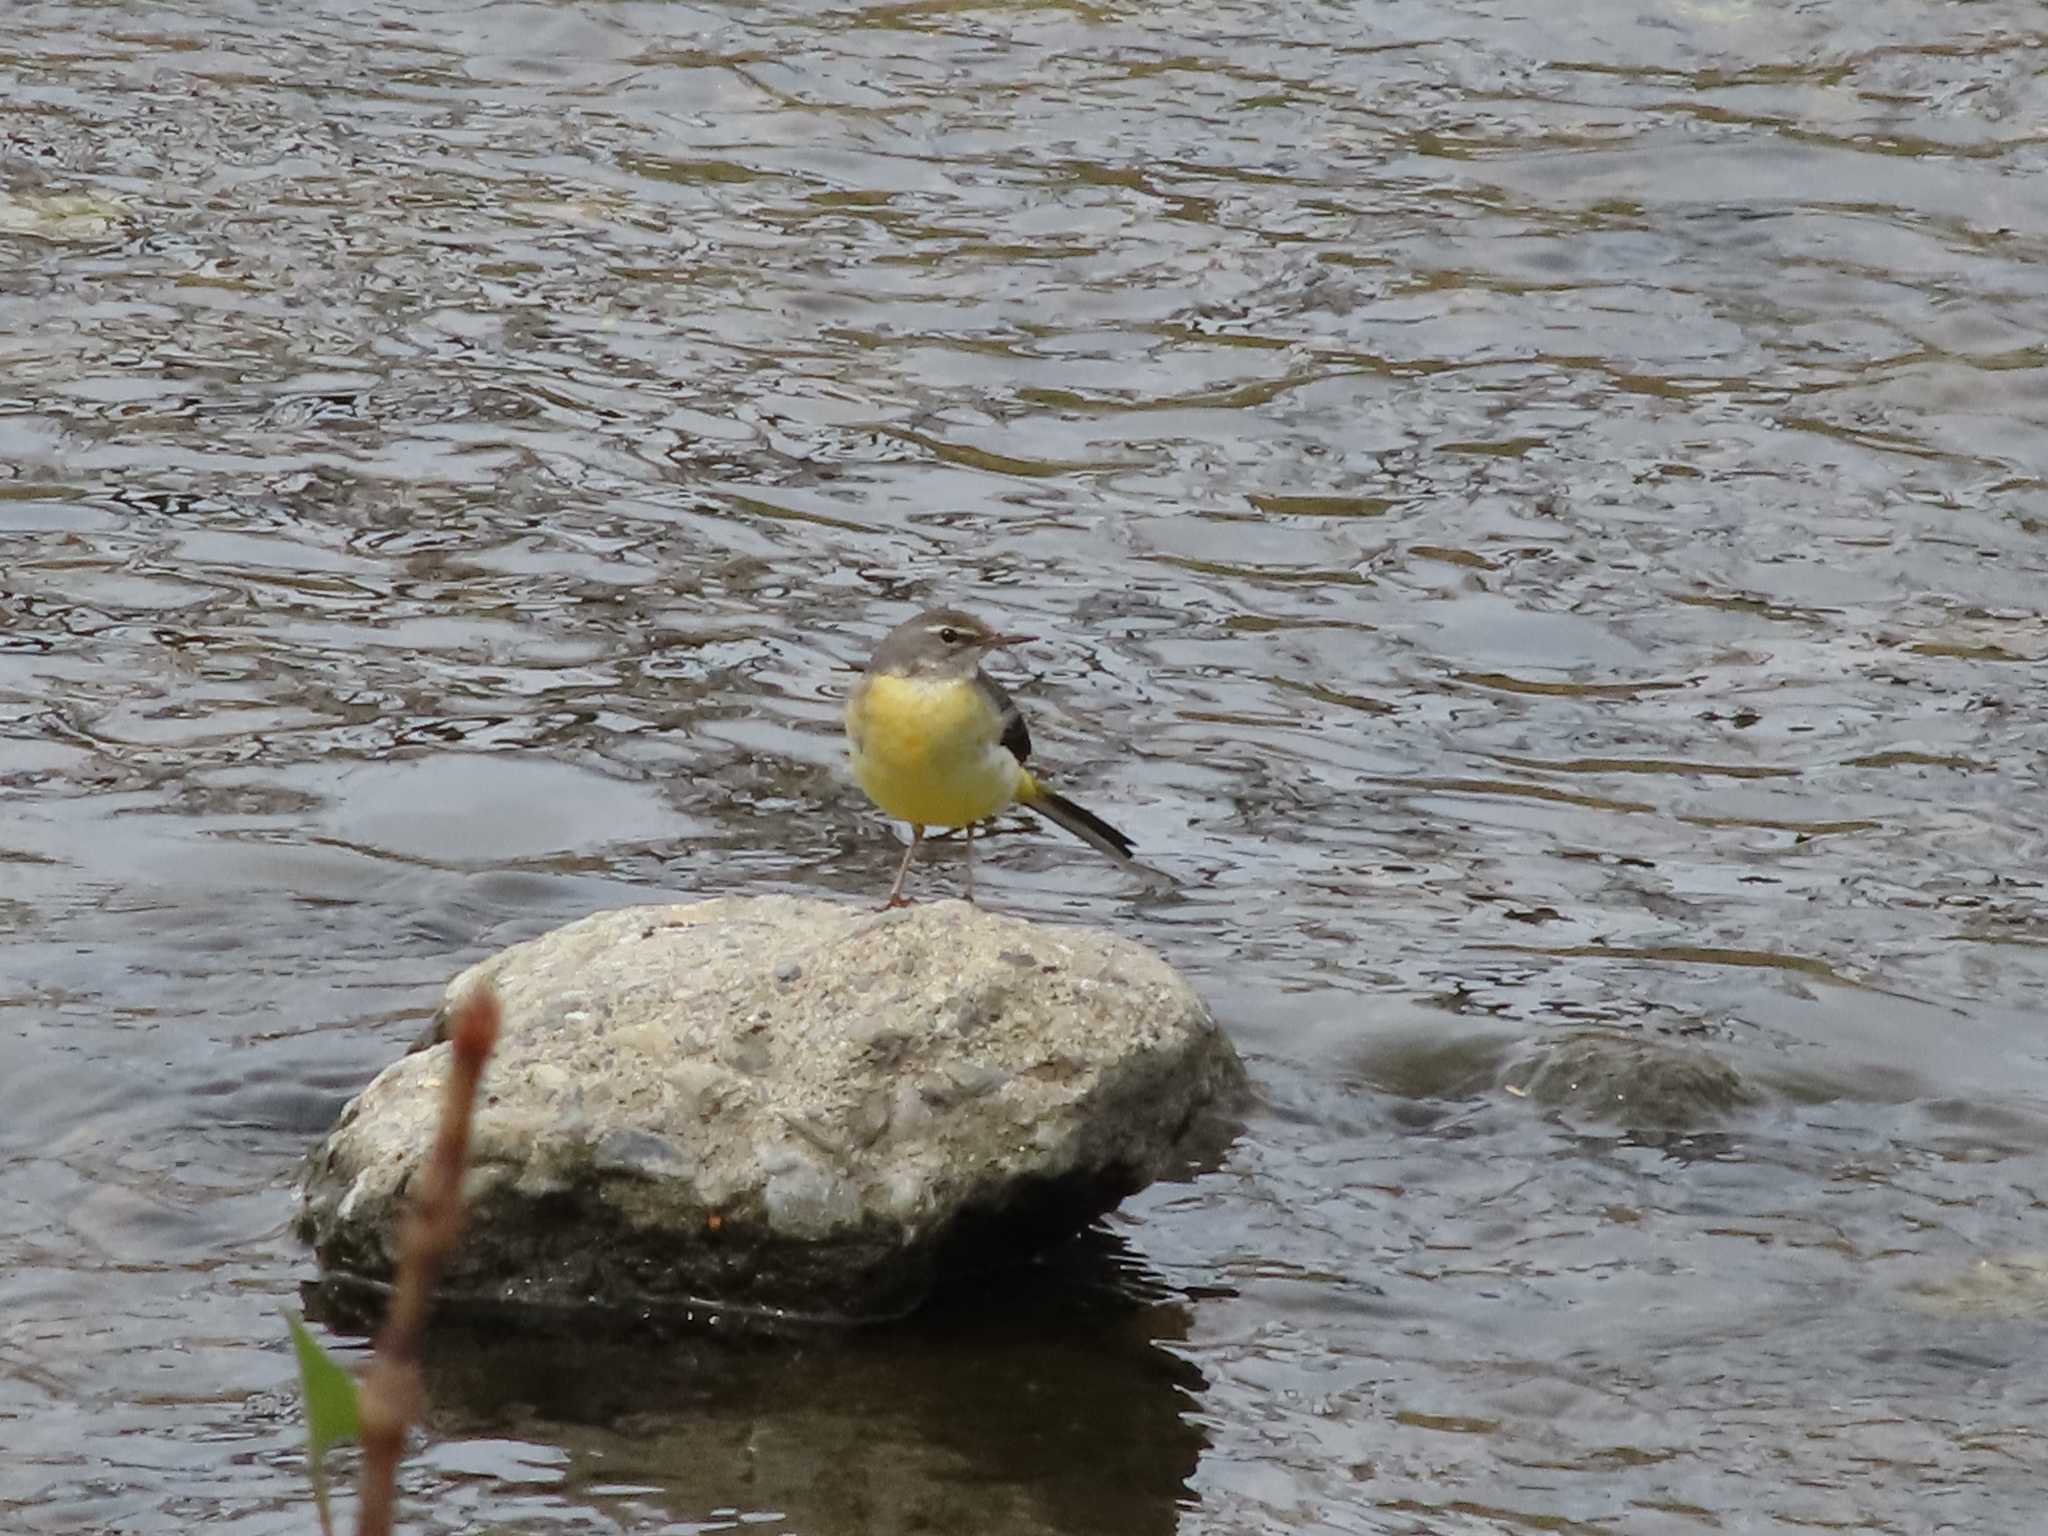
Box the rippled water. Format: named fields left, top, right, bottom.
left=6, top=0, right=2048, bottom=1529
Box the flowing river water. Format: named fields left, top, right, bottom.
left=5, top=1, right=2048, bottom=1531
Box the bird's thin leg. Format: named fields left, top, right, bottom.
left=964, top=821, right=976, bottom=904
left=883, top=825, right=923, bottom=909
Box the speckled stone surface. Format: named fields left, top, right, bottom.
left=296, top=896, right=1245, bottom=1325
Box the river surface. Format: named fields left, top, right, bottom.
left=6, top=0, right=2048, bottom=1531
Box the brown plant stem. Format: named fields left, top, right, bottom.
left=355, top=983, right=500, bottom=1536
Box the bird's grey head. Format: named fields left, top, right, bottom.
left=868, top=606, right=1031, bottom=678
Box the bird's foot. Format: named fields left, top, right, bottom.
left=879, top=894, right=916, bottom=911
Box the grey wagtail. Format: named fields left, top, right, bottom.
left=845, top=606, right=1135, bottom=907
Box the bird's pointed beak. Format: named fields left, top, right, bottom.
left=983, top=631, right=1035, bottom=650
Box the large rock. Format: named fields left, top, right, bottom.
left=297, top=896, right=1245, bottom=1326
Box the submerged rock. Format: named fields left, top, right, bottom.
left=1899, top=1253, right=2048, bottom=1319
left=1502, top=1030, right=1756, bottom=1130
left=296, top=896, right=1244, bottom=1326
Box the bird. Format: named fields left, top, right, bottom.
left=844, top=605, right=1135, bottom=907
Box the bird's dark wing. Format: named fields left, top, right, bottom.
left=979, top=671, right=1032, bottom=764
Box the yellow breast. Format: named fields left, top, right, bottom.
left=847, top=673, right=1022, bottom=829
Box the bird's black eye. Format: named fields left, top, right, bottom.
left=938, top=626, right=962, bottom=645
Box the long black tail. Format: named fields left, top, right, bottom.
left=1025, top=787, right=1135, bottom=863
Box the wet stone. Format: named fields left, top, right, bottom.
left=296, top=895, right=1245, bottom=1327
left=1501, top=1030, right=1757, bottom=1130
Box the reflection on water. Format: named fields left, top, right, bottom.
left=387, top=1233, right=1207, bottom=1536
left=5, top=0, right=2048, bottom=1529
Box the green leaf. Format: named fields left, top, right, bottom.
left=285, top=1310, right=361, bottom=1536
